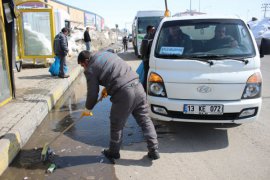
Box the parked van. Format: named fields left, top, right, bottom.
left=146, top=15, right=270, bottom=124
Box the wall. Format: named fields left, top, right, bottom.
left=68, top=7, right=84, bottom=29
left=47, top=0, right=68, bottom=12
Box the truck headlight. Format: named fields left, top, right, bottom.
left=148, top=72, right=167, bottom=97
left=242, top=72, right=262, bottom=99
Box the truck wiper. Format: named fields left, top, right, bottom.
left=226, top=56, right=251, bottom=65
left=182, top=56, right=214, bottom=66
left=188, top=55, right=251, bottom=65
left=157, top=54, right=250, bottom=66
left=188, top=54, right=227, bottom=59
left=157, top=54, right=216, bottom=65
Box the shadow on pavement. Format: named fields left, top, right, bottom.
left=153, top=121, right=230, bottom=153
left=115, top=155, right=153, bottom=167
left=117, top=50, right=140, bottom=61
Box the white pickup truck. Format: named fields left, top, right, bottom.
left=145, top=15, right=270, bottom=124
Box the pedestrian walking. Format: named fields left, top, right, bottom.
left=84, top=27, right=92, bottom=51
left=122, top=36, right=128, bottom=51
left=53, top=27, right=70, bottom=78
left=78, top=50, right=160, bottom=161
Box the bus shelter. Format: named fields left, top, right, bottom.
left=0, top=0, right=55, bottom=107
left=15, top=0, right=55, bottom=65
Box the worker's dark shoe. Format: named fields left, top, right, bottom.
left=58, top=74, right=70, bottom=78
left=102, top=149, right=120, bottom=159
left=148, top=149, right=160, bottom=160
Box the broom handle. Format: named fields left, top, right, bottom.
left=47, top=115, right=84, bottom=146
left=47, top=98, right=103, bottom=146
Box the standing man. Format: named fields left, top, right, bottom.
left=78, top=50, right=160, bottom=161
left=54, top=27, right=70, bottom=78
left=84, top=27, right=92, bottom=51
left=140, top=25, right=155, bottom=90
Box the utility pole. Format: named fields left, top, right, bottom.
left=190, top=0, right=192, bottom=13
left=199, top=0, right=200, bottom=12
left=261, top=3, right=270, bottom=18
left=115, top=24, right=118, bottom=43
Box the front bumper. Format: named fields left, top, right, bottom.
left=148, top=96, right=262, bottom=124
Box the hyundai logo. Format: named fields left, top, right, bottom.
left=197, top=85, right=212, bottom=93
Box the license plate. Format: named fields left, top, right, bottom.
left=183, top=104, right=224, bottom=115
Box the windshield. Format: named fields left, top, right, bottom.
left=155, top=19, right=256, bottom=59
left=138, top=16, right=163, bottom=34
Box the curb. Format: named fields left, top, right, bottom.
left=0, top=65, right=83, bottom=175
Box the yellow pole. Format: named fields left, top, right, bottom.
left=164, top=0, right=171, bottom=17
left=0, top=0, right=13, bottom=106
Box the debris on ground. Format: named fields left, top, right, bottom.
left=46, top=163, right=56, bottom=173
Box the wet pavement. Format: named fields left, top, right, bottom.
left=1, top=71, right=144, bottom=180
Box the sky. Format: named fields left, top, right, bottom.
left=61, top=0, right=268, bottom=31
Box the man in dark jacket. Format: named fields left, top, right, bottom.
left=84, top=27, right=91, bottom=51
left=54, top=27, right=69, bottom=78
left=164, top=26, right=192, bottom=53
left=140, top=25, right=155, bottom=91
left=205, top=25, right=238, bottom=51
left=78, top=50, right=160, bottom=161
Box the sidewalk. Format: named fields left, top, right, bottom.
left=0, top=44, right=123, bottom=175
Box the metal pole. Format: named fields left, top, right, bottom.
left=264, top=5, right=266, bottom=18
left=261, top=3, right=269, bottom=18
left=199, top=0, right=200, bottom=12
left=190, top=0, right=192, bottom=12
left=164, top=0, right=170, bottom=17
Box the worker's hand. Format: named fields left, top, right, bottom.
left=98, top=88, right=108, bottom=101
left=81, top=108, right=93, bottom=117
left=101, top=88, right=108, bottom=98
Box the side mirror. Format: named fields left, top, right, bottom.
left=260, top=38, right=270, bottom=58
